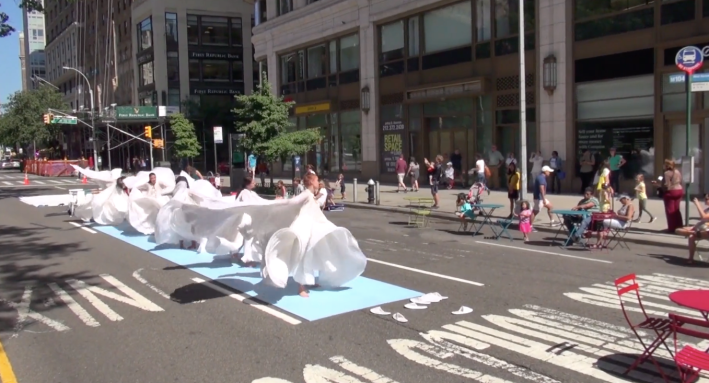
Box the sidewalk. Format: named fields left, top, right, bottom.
left=222, top=176, right=707, bottom=250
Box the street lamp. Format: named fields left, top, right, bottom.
left=543, top=55, right=558, bottom=95
left=361, top=86, right=370, bottom=113
left=63, top=66, right=98, bottom=171
left=518, top=0, right=528, bottom=199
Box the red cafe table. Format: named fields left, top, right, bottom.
left=669, top=290, right=709, bottom=321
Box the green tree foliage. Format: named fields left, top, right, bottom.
left=0, top=86, right=69, bottom=147
left=169, top=113, right=202, bottom=159
left=233, top=73, right=322, bottom=163
left=1, top=0, right=48, bottom=37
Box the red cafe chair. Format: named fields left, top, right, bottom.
left=669, top=313, right=709, bottom=382
left=614, top=273, right=673, bottom=381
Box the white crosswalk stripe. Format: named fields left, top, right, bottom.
left=2, top=181, right=12, bottom=185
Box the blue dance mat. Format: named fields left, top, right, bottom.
left=93, top=224, right=421, bottom=322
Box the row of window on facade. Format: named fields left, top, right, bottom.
left=137, top=14, right=244, bottom=52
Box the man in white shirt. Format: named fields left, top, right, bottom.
left=487, top=145, right=505, bottom=189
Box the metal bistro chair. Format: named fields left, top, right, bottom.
left=614, top=274, right=673, bottom=382
left=607, top=219, right=633, bottom=250
left=669, top=313, right=709, bottom=383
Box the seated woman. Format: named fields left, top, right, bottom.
left=455, top=193, right=475, bottom=231
left=589, top=194, right=634, bottom=249
left=676, top=194, right=709, bottom=264
left=442, top=162, right=455, bottom=189
left=274, top=180, right=287, bottom=199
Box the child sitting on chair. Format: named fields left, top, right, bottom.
left=455, top=193, right=475, bottom=231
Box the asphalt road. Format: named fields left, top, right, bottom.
left=0, top=187, right=708, bottom=383
left=0, top=169, right=98, bottom=189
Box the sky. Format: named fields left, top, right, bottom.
left=0, top=2, right=24, bottom=105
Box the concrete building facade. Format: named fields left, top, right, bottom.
left=44, top=0, right=83, bottom=109
left=250, top=0, right=709, bottom=194
left=19, top=32, right=28, bottom=91
left=23, top=1, right=47, bottom=90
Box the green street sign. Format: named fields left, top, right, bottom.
left=51, top=116, right=78, bottom=125
left=116, top=106, right=158, bottom=120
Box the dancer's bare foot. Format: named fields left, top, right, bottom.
left=298, top=285, right=309, bottom=298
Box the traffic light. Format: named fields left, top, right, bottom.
left=43, top=114, right=53, bottom=124
left=153, top=139, right=164, bottom=149
left=144, top=126, right=152, bottom=138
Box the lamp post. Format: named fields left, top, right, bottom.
left=518, top=0, right=528, bottom=199
left=63, top=66, right=98, bottom=171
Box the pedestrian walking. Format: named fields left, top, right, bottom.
left=653, top=159, right=684, bottom=233
left=532, top=166, right=557, bottom=228
left=395, top=154, right=408, bottom=193
left=516, top=200, right=533, bottom=242
left=407, top=157, right=420, bottom=192
left=633, top=174, right=655, bottom=223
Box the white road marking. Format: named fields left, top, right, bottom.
left=367, top=258, right=484, bottom=286
left=252, top=379, right=293, bottom=383
left=132, top=268, right=171, bottom=300
left=2, top=182, right=11, bottom=185
left=55, top=186, right=66, bottom=190
left=48, top=282, right=100, bottom=327
left=0, top=286, right=71, bottom=336
left=48, top=180, right=63, bottom=184
left=33, top=180, right=45, bottom=184
left=191, top=278, right=301, bottom=325
left=329, top=356, right=399, bottom=382
left=475, top=241, right=613, bottom=263
left=68, top=221, right=97, bottom=234
left=303, top=364, right=369, bottom=383
left=67, top=274, right=164, bottom=321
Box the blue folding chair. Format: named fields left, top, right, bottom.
left=494, top=219, right=514, bottom=241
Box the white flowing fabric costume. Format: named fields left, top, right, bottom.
left=158, top=190, right=367, bottom=289
left=71, top=165, right=129, bottom=225
left=123, top=168, right=176, bottom=235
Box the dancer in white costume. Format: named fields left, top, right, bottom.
left=126, top=169, right=176, bottom=235
left=71, top=165, right=129, bottom=225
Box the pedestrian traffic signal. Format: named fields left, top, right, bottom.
left=42, top=114, right=53, bottom=124
left=153, top=139, right=164, bottom=149
left=144, top=125, right=152, bottom=138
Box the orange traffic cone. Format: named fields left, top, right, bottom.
left=82, top=175, right=87, bottom=184
left=23, top=173, right=29, bottom=185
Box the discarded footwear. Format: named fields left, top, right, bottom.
left=370, top=306, right=390, bottom=315
left=452, top=306, right=473, bottom=315
left=393, top=313, right=408, bottom=323
left=404, top=302, right=428, bottom=310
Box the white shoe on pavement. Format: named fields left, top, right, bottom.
left=404, top=302, right=428, bottom=310
left=411, top=292, right=448, bottom=304
left=452, top=306, right=473, bottom=315
left=370, top=306, right=390, bottom=315
left=393, top=313, right=408, bottom=323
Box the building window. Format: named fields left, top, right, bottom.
left=705, top=0, right=709, bottom=17
left=380, top=21, right=404, bottom=62
left=408, top=18, right=420, bottom=56
left=232, top=61, right=244, bottom=82
left=661, top=0, right=696, bottom=25
left=280, top=53, right=299, bottom=84
left=339, top=34, right=359, bottom=72
left=423, top=2, right=472, bottom=53
left=165, top=13, right=178, bottom=44
left=576, top=75, right=654, bottom=121
left=329, top=40, right=337, bottom=72
left=137, top=17, right=153, bottom=51
left=167, top=52, right=179, bottom=82
left=476, top=0, right=491, bottom=42
left=574, top=0, right=654, bottom=41
left=189, top=59, right=200, bottom=81
left=202, top=16, right=229, bottom=46
left=340, top=110, right=362, bottom=172
left=231, top=18, right=243, bottom=46
left=278, top=0, right=293, bottom=15
left=202, top=60, right=230, bottom=81
left=187, top=15, right=199, bottom=44
left=139, top=61, right=154, bottom=86
left=307, top=44, right=327, bottom=78
left=494, top=0, right=534, bottom=38
left=168, top=88, right=180, bottom=107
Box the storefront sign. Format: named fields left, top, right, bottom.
left=213, top=126, right=223, bottom=144
left=190, top=88, right=243, bottom=95
left=577, top=126, right=654, bottom=177
left=382, top=134, right=403, bottom=173
left=294, top=102, right=331, bottom=115
left=382, top=120, right=405, bottom=132
left=116, top=106, right=158, bottom=120
left=188, top=51, right=242, bottom=60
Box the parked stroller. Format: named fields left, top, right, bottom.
left=466, top=182, right=488, bottom=211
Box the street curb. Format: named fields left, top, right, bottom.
left=344, top=202, right=705, bottom=251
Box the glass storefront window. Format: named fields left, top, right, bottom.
left=381, top=104, right=404, bottom=121
left=476, top=95, right=492, bottom=155
left=187, top=15, right=199, bottom=44
left=477, top=0, right=491, bottom=41
left=307, top=45, right=327, bottom=78
left=167, top=88, right=180, bottom=107
left=575, top=8, right=654, bottom=41
left=577, top=75, right=654, bottom=102
left=138, top=17, right=152, bottom=51
left=341, top=110, right=362, bottom=172
left=330, top=114, right=340, bottom=172
left=578, top=97, right=654, bottom=120
left=165, top=13, right=178, bottom=44
left=232, top=61, right=244, bottom=82
left=280, top=54, right=298, bottom=83
left=167, top=52, right=179, bottom=81
left=494, top=0, right=534, bottom=38
left=278, top=0, right=293, bottom=15
left=339, top=34, right=360, bottom=71
left=671, top=123, right=701, bottom=194
left=231, top=18, right=243, bottom=46
left=408, top=18, right=420, bottom=56
left=575, top=0, right=655, bottom=20
left=139, top=61, right=154, bottom=86
left=423, top=2, right=472, bottom=53
left=202, top=60, right=229, bottom=81
left=422, top=98, right=473, bottom=115
left=202, top=16, right=229, bottom=45
left=189, top=59, right=200, bottom=81
left=329, top=41, right=337, bottom=72
left=705, top=0, right=709, bottom=17
left=381, top=21, right=404, bottom=62
left=661, top=0, right=696, bottom=24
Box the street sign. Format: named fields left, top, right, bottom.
left=51, top=116, right=78, bottom=125
left=690, top=72, right=709, bottom=92
left=213, top=126, right=223, bottom=144
left=675, top=46, right=704, bottom=73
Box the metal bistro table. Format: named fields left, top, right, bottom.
left=470, top=204, right=504, bottom=236
left=669, top=289, right=709, bottom=321
left=551, top=209, right=591, bottom=247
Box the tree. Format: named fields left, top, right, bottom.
left=0, top=86, right=69, bottom=148
left=169, top=113, right=202, bottom=161
left=1, top=0, right=47, bottom=37
left=233, top=73, right=322, bottom=172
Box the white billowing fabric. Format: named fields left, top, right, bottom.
left=316, top=188, right=327, bottom=208
left=125, top=168, right=175, bottom=235
left=19, top=194, right=73, bottom=207
left=70, top=165, right=128, bottom=224
left=262, top=192, right=367, bottom=288
left=123, top=167, right=176, bottom=191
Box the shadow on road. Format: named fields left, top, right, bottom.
left=595, top=353, right=678, bottom=383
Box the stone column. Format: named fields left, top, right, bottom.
left=358, top=5, right=378, bottom=177
left=537, top=0, right=572, bottom=188
left=266, top=37, right=279, bottom=96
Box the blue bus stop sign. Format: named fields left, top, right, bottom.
left=676, top=46, right=704, bottom=73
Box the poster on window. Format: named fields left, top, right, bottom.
left=382, top=134, right=403, bottom=173
left=382, top=120, right=405, bottom=132
left=577, top=126, right=654, bottom=178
